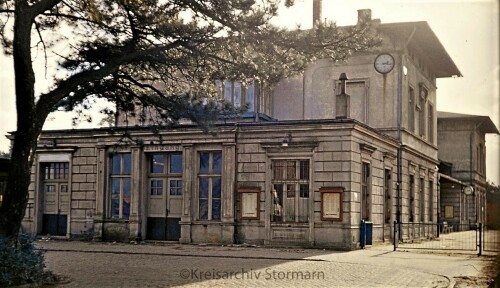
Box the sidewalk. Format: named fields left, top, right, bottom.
left=37, top=240, right=496, bottom=287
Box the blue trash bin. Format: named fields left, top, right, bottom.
left=360, top=220, right=373, bottom=248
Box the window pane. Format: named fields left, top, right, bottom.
left=44, top=185, right=55, bottom=193
left=234, top=81, right=241, bottom=108
left=199, top=199, right=208, bottom=220
left=170, top=153, right=182, bottom=174
left=286, top=184, right=295, bottom=198
left=111, top=179, right=120, bottom=195
left=212, top=199, right=221, bottom=220
left=224, top=80, right=232, bottom=102
left=212, top=152, right=222, bottom=173
left=215, top=80, right=223, bottom=98
left=199, top=152, right=210, bottom=174
left=151, top=154, right=165, bottom=173
left=300, top=160, right=309, bottom=180
left=151, top=179, right=163, bottom=196
left=111, top=179, right=120, bottom=218
left=212, top=177, right=221, bottom=199
left=122, top=179, right=131, bottom=220
left=112, top=154, right=121, bottom=175
left=299, top=184, right=309, bottom=198
left=199, top=178, right=209, bottom=198
left=286, top=161, right=296, bottom=180
left=273, top=161, right=285, bottom=180
left=122, top=153, right=131, bottom=175
left=169, top=180, right=182, bottom=195
left=246, top=81, right=254, bottom=112
left=64, top=163, right=69, bottom=179
left=111, top=198, right=120, bottom=219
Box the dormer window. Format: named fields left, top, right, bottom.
left=215, top=80, right=255, bottom=112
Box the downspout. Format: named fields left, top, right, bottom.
left=234, top=123, right=239, bottom=244
left=396, top=24, right=417, bottom=237
left=470, top=121, right=484, bottom=223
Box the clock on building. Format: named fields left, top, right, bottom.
left=374, top=53, right=395, bottom=74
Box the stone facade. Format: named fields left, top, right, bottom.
left=20, top=10, right=464, bottom=249
left=437, top=112, right=499, bottom=227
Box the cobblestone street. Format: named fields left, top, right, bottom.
left=37, top=240, right=495, bottom=287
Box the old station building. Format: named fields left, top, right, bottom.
left=19, top=9, right=466, bottom=250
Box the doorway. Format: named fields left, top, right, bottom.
left=146, top=153, right=182, bottom=241
left=41, top=163, right=69, bottom=236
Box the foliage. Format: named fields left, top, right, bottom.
left=0, top=235, right=54, bottom=286
left=0, top=0, right=379, bottom=237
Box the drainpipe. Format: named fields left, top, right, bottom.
left=396, top=25, right=417, bottom=238
left=470, top=121, right=484, bottom=224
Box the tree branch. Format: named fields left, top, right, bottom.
left=35, top=39, right=188, bottom=117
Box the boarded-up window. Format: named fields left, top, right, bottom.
left=444, top=205, right=454, bottom=219
left=321, top=187, right=343, bottom=221
left=239, top=188, right=259, bottom=220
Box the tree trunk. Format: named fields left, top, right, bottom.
left=0, top=1, right=41, bottom=237
left=0, top=132, right=39, bottom=237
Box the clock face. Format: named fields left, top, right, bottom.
left=464, top=186, right=474, bottom=195
left=374, top=53, right=395, bottom=74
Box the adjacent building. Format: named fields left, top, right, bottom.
left=437, top=112, right=499, bottom=229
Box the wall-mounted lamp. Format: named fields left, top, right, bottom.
left=282, top=133, right=292, bottom=147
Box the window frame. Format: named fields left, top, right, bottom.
left=320, top=187, right=343, bottom=221
left=216, top=80, right=256, bottom=112
left=238, top=187, right=260, bottom=220
left=409, top=174, right=415, bottom=222
left=147, top=153, right=183, bottom=198
left=109, top=153, right=132, bottom=220
left=419, top=177, right=425, bottom=222
left=384, top=169, right=392, bottom=224
left=418, top=83, right=428, bottom=138
left=271, top=159, right=311, bottom=223
left=408, top=85, right=415, bottom=133
left=427, top=102, right=434, bottom=143
left=361, top=162, right=371, bottom=221
left=197, top=151, right=222, bottom=221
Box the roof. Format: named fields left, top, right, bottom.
left=437, top=111, right=500, bottom=134
left=378, top=21, right=461, bottom=78
left=439, top=173, right=466, bottom=186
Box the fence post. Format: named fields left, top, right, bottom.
left=393, top=221, right=397, bottom=251
left=478, top=223, right=482, bottom=256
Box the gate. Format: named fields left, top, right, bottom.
left=393, top=222, right=481, bottom=255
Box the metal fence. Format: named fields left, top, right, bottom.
left=393, top=222, right=500, bottom=255
left=483, top=225, right=500, bottom=252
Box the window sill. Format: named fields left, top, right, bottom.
left=271, top=223, right=309, bottom=228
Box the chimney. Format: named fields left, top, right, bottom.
left=313, top=0, right=322, bottom=28
left=336, top=73, right=350, bottom=119
left=357, top=9, right=372, bottom=25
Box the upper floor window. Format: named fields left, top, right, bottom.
left=418, top=84, right=427, bottom=138
left=215, top=80, right=255, bottom=112
left=408, top=86, right=415, bottom=133
left=110, top=153, right=131, bottom=220
left=428, top=103, right=434, bottom=144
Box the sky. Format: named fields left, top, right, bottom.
left=0, top=0, right=499, bottom=184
